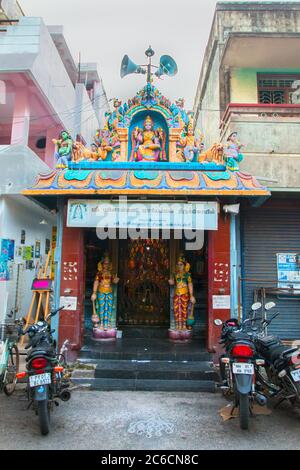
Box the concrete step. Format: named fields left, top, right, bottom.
left=80, top=348, right=211, bottom=361
left=93, top=359, right=218, bottom=381
left=72, top=356, right=218, bottom=392
left=71, top=376, right=217, bottom=392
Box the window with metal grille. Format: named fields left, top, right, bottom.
left=257, top=74, right=300, bottom=104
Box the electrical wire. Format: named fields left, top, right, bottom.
left=0, top=91, right=110, bottom=124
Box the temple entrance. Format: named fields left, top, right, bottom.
left=117, top=239, right=170, bottom=326
left=83, top=230, right=208, bottom=337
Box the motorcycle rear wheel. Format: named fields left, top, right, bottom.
left=38, top=400, right=50, bottom=436
left=239, top=393, right=249, bottom=430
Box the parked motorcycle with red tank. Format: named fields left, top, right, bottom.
left=214, top=302, right=267, bottom=430
left=250, top=301, right=300, bottom=409
left=16, top=306, right=72, bottom=436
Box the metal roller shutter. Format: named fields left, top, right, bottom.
left=241, top=205, right=300, bottom=339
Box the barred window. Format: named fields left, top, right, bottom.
left=257, top=74, right=300, bottom=104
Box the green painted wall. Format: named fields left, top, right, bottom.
left=230, top=68, right=300, bottom=103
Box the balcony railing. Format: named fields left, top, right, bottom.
left=220, top=103, right=300, bottom=134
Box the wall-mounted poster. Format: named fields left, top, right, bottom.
left=277, top=253, right=300, bottom=290
left=1, top=239, right=15, bottom=261
left=25, top=260, right=34, bottom=270
left=25, top=246, right=32, bottom=261
left=45, top=238, right=50, bottom=255
left=21, top=230, right=26, bottom=245
left=0, top=239, right=15, bottom=281
left=50, top=227, right=57, bottom=280
left=0, top=254, right=8, bottom=281
left=35, top=240, right=41, bottom=258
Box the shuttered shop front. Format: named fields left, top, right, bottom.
left=241, top=201, right=300, bottom=339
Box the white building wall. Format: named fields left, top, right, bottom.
left=0, top=196, right=55, bottom=322
left=196, top=51, right=221, bottom=149
left=0, top=0, right=24, bottom=19
left=0, top=17, right=100, bottom=143
left=73, top=83, right=100, bottom=143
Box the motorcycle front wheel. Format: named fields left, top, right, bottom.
left=3, top=345, right=19, bottom=396
left=38, top=400, right=50, bottom=436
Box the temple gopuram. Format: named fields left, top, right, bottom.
left=23, top=48, right=269, bottom=365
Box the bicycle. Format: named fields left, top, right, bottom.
left=0, top=321, right=20, bottom=396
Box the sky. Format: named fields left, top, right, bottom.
left=20, top=0, right=288, bottom=110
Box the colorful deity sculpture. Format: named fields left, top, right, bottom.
left=131, top=115, right=166, bottom=161
left=52, top=130, right=73, bottom=168
left=91, top=255, right=119, bottom=332
left=169, top=255, right=196, bottom=331
left=224, top=131, right=244, bottom=171
left=178, top=118, right=203, bottom=162
left=94, top=128, right=120, bottom=161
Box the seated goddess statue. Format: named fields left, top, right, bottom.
left=131, top=115, right=166, bottom=162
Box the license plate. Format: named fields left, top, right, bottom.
left=291, top=369, right=300, bottom=382
left=232, top=363, right=254, bottom=375
left=29, top=373, right=51, bottom=388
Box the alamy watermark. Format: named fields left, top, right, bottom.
left=94, top=197, right=215, bottom=250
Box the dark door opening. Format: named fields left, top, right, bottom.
left=117, top=238, right=170, bottom=326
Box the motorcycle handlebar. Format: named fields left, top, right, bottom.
left=46, top=304, right=71, bottom=322
left=263, top=311, right=280, bottom=325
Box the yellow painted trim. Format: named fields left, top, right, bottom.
left=22, top=189, right=270, bottom=197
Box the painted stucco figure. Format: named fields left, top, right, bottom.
left=224, top=131, right=244, bottom=171
left=53, top=130, right=73, bottom=168
left=94, top=128, right=120, bottom=161
left=169, top=255, right=195, bottom=331
left=179, top=119, right=204, bottom=162
left=91, top=255, right=119, bottom=332
left=131, top=115, right=166, bottom=161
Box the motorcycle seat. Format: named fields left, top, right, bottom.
left=281, top=347, right=299, bottom=358
left=262, top=344, right=292, bottom=363
left=256, top=335, right=279, bottom=347
left=26, top=348, right=55, bottom=361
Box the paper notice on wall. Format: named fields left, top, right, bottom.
left=59, top=296, right=77, bottom=311
left=213, top=295, right=230, bottom=310
left=277, top=253, right=300, bottom=290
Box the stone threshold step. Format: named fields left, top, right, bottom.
left=94, top=369, right=218, bottom=381
left=80, top=351, right=211, bottom=361
left=89, top=359, right=215, bottom=371
left=71, top=377, right=216, bottom=392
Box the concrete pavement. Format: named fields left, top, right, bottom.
left=1, top=388, right=300, bottom=450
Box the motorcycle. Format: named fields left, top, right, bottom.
left=16, top=306, right=71, bottom=436
left=251, top=302, right=300, bottom=408
left=215, top=303, right=266, bottom=430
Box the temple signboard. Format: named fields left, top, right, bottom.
left=67, top=200, right=219, bottom=231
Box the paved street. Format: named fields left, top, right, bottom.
left=1, top=388, right=300, bottom=450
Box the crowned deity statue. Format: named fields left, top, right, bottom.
left=53, top=130, right=73, bottom=168
left=91, top=255, right=119, bottom=333
left=224, top=131, right=244, bottom=171
left=168, top=255, right=196, bottom=332
left=131, top=115, right=166, bottom=162
left=178, top=114, right=204, bottom=162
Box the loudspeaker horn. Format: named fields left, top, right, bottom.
left=155, top=55, right=178, bottom=78
left=120, top=55, right=145, bottom=78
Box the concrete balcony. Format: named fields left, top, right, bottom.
left=0, top=17, right=78, bottom=132
left=220, top=103, right=300, bottom=190
left=0, top=144, right=51, bottom=195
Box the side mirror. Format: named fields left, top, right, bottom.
left=214, top=319, right=223, bottom=326
left=251, top=302, right=262, bottom=311
left=265, top=301, right=276, bottom=311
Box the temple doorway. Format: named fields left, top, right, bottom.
left=83, top=230, right=208, bottom=338
left=117, top=239, right=170, bottom=327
